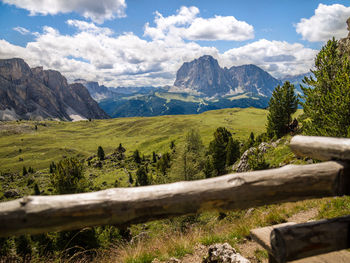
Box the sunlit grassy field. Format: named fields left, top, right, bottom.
left=0, top=107, right=269, bottom=173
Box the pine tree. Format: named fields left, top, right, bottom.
left=301, top=38, right=350, bottom=137
left=203, top=156, right=214, bottom=178
left=97, top=146, right=105, bottom=160
left=136, top=166, right=149, bottom=186
left=169, top=129, right=205, bottom=181
left=133, top=149, right=141, bottom=164
left=22, top=166, right=28, bottom=176
left=33, top=183, right=40, bottom=195
left=209, top=127, right=232, bottom=175
left=225, top=137, right=240, bottom=166
left=128, top=172, right=134, bottom=185
left=266, top=81, right=298, bottom=138
left=51, top=158, right=87, bottom=194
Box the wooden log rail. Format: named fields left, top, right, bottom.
left=271, top=215, right=350, bottom=263
left=0, top=160, right=349, bottom=237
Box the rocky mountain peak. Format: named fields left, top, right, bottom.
left=0, top=58, right=32, bottom=81
left=174, top=55, right=280, bottom=97
left=0, top=58, right=109, bottom=121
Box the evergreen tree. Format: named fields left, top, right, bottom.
left=225, top=137, right=240, bottom=166
left=170, top=140, right=175, bottom=151
left=117, top=143, right=126, bottom=153
left=157, top=152, right=171, bottom=176
left=203, top=156, right=215, bottom=178
left=97, top=146, right=105, bottom=160
left=128, top=172, right=134, bottom=185
left=170, top=129, right=205, bottom=181
left=22, top=166, right=28, bottom=176
left=33, top=183, right=40, bottom=195
left=266, top=81, right=298, bottom=138
left=133, top=149, right=141, bottom=164
left=209, top=127, right=232, bottom=175
left=248, top=132, right=255, bottom=147
left=51, top=158, right=87, bottom=194
left=136, top=166, right=149, bottom=186
left=301, top=38, right=350, bottom=137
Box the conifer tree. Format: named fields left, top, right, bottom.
left=209, top=127, right=232, bottom=175
left=136, top=166, right=149, bottom=186
left=225, top=137, right=240, bottom=166
left=33, top=183, right=40, bottom=195
left=22, top=166, right=28, bottom=176
left=266, top=81, right=298, bottom=138
left=97, top=146, right=105, bottom=160
left=133, top=149, right=141, bottom=164
left=301, top=38, right=350, bottom=137
left=51, top=158, right=86, bottom=194
left=169, top=129, right=205, bottom=181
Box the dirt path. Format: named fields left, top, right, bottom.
left=152, top=208, right=319, bottom=263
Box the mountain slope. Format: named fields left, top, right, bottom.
left=0, top=58, right=109, bottom=121
left=173, top=55, right=281, bottom=97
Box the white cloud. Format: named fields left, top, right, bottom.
left=1, top=0, right=126, bottom=23
left=296, top=4, right=350, bottom=42
left=144, top=6, right=254, bottom=41
left=0, top=7, right=317, bottom=87
left=222, top=39, right=318, bottom=77
left=13, top=26, right=30, bottom=35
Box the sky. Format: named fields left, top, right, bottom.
left=0, top=0, right=350, bottom=87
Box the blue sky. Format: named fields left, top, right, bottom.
left=0, top=0, right=350, bottom=87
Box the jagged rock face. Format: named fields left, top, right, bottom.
left=174, top=55, right=281, bottom=97
left=228, top=64, right=281, bottom=96
left=174, top=55, right=232, bottom=97
left=76, top=80, right=118, bottom=102
left=0, top=58, right=109, bottom=121
left=338, top=18, right=350, bottom=57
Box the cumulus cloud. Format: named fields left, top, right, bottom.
left=1, top=0, right=126, bottom=23
left=0, top=6, right=317, bottom=87
left=144, top=6, right=254, bottom=41
left=296, top=4, right=350, bottom=42
left=222, top=39, right=318, bottom=77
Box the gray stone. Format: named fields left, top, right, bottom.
left=203, top=243, right=250, bottom=263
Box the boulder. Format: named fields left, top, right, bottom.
left=203, top=243, right=250, bottom=263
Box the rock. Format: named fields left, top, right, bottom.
left=4, top=189, right=19, bottom=198
left=257, top=142, right=271, bottom=153
left=0, top=176, right=5, bottom=181
left=203, top=243, right=250, bottom=263
left=167, top=258, right=180, bottom=263
left=234, top=147, right=255, bottom=172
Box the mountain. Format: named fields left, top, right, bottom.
left=173, top=55, right=281, bottom=97
left=0, top=58, right=109, bottom=121
left=99, top=91, right=269, bottom=118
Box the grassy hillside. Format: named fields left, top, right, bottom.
left=0, top=108, right=268, bottom=173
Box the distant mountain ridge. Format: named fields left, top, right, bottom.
left=173, top=55, right=281, bottom=97
left=0, top=58, right=109, bottom=121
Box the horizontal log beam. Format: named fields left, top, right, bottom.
left=270, top=215, right=350, bottom=263
left=290, top=135, right=350, bottom=161
left=0, top=161, right=349, bottom=237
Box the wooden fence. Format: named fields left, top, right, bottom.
left=1, top=135, right=350, bottom=262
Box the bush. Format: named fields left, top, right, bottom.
left=97, top=146, right=105, bottom=160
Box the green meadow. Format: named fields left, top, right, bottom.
left=0, top=107, right=269, bottom=173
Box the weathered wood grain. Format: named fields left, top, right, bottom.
left=271, top=215, right=350, bottom=263
left=290, top=135, right=350, bottom=161
left=0, top=161, right=348, bottom=237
